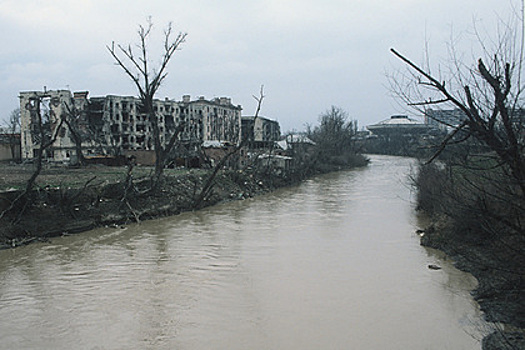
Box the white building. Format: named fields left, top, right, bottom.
left=366, top=115, right=436, bottom=136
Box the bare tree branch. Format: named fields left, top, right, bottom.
left=107, top=19, right=187, bottom=186
left=193, top=86, right=265, bottom=209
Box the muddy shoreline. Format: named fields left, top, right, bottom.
left=0, top=169, right=294, bottom=250
left=420, top=218, right=525, bottom=350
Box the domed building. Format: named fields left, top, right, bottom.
left=366, top=115, right=437, bottom=136
left=364, top=115, right=441, bottom=156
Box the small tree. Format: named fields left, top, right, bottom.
left=62, top=100, right=87, bottom=165
left=308, top=106, right=359, bottom=167
left=107, top=18, right=187, bottom=185
left=315, top=106, right=356, bottom=153
left=3, top=108, right=21, bottom=160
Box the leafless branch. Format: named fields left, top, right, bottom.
left=108, top=19, right=187, bottom=184
left=193, top=86, right=265, bottom=209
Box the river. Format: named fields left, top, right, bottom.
left=0, top=155, right=489, bottom=349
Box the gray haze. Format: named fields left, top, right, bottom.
left=0, top=0, right=517, bottom=131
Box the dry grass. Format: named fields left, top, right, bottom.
left=0, top=163, right=197, bottom=191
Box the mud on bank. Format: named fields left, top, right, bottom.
left=420, top=217, right=525, bottom=350
left=0, top=169, right=293, bottom=250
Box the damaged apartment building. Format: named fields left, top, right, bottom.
left=19, top=89, right=243, bottom=164
left=241, top=116, right=281, bottom=149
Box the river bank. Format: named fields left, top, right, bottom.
left=0, top=151, right=371, bottom=250
left=0, top=167, right=296, bottom=250
left=420, top=216, right=525, bottom=350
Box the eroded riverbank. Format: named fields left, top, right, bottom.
left=421, top=216, right=525, bottom=350
left=0, top=169, right=293, bottom=249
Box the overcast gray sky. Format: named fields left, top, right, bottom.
left=0, top=0, right=518, bottom=132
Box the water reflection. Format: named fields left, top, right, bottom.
left=0, top=155, right=488, bottom=349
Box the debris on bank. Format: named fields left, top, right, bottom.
left=420, top=219, right=525, bottom=350
left=0, top=169, right=292, bottom=250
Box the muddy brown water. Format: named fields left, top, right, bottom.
left=0, top=155, right=490, bottom=349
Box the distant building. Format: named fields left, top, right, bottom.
left=366, top=115, right=437, bottom=136
left=19, top=90, right=242, bottom=164
left=256, top=153, right=292, bottom=175
left=241, top=116, right=281, bottom=148
left=201, top=140, right=241, bottom=168
left=365, top=115, right=441, bottom=156
left=424, top=109, right=467, bottom=131
left=276, top=134, right=316, bottom=156
left=425, top=107, right=525, bottom=132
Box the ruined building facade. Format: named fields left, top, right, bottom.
left=20, top=90, right=76, bottom=162
left=241, top=116, right=281, bottom=148
left=19, top=90, right=243, bottom=163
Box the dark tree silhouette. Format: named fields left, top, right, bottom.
left=107, top=19, right=187, bottom=185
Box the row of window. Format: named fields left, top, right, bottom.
left=106, top=100, right=238, bottom=116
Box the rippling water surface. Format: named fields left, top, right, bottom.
left=0, top=155, right=488, bottom=349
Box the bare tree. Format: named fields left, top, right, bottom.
left=193, top=86, right=265, bottom=209
left=389, top=5, right=525, bottom=195
left=391, top=5, right=525, bottom=348
left=0, top=95, right=65, bottom=221
left=24, top=95, right=65, bottom=193
left=2, top=108, right=21, bottom=160
left=310, top=106, right=358, bottom=157
left=62, top=100, right=87, bottom=165
left=389, top=1, right=525, bottom=250
left=107, top=18, right=187, bottom=185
